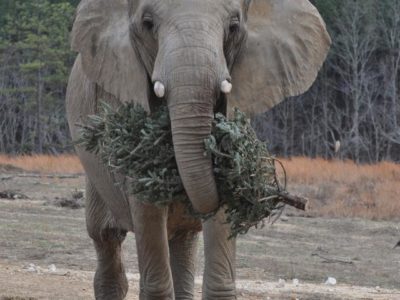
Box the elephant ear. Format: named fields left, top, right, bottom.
left=229, top=0, right=331, bottom=116
left=71, top=0, right=149, bottom=110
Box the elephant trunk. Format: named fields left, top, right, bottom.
left=164, top=51, right=221, bottom=213
left=169, top=100, right=219, bottom=214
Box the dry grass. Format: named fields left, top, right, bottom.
left=1, top=155, right=399, bottom=220
left=280, top=157, right=400, bottom=220
left=0, top=154, right=83, bottom=174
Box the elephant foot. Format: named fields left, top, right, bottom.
left=202, top=292, right=237, bottom=300
left=139, top=281, right=175, bottom=300
left=138, top=273, right=175, bottom=300
left=202, top=283, right=236, bottom=300
left=94, top=268, right=128, bottom=300
left=139, top=291, right=174, bottom=300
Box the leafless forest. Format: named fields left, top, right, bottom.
left=1, top=0, right=400, bottom=163
left=253, top=0, right=400, bottom=163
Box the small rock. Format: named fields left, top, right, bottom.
left=276, top=278, right=286, bottom=288
left=325, top=277, right=337, bottom=286
left=24, top=263, right=38, bottom=273
left=0, top=190, right=28, bottom=200
left=72, top=189, right=84, bottom=200
left=48, top=264, right=57, bottom=273
left=53, top=196, right=84, bottom=209
left=293, top=278, right=300, bottom=286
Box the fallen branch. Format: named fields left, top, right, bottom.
left=311, top=253, right=354, bottom=265
left=278, top=192, right=308, bottom=211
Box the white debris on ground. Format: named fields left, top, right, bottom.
left=325, top=277, right=337, bottom=285
left=48, top=264, right=57, bottom=273
left=17, top=266, right=399, bottom=299
left=276, top=278, right=286, bottom=288
left=22, top=263, right=70, bottom=276
left=20, top=263, right=333, bottom=291
left=126, top=272, right=140, bottom=281
left=24, top=263, right=39, bottom=273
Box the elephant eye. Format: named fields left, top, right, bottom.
left=229, top=16, right=240, bottom=34
left=142, top=13, right=154, bottom=31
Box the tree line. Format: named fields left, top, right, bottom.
left=1, top=0, right=399, bottom=163
left=0, top=0, right=77, bottom=154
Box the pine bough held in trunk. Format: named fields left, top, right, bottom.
left=77, top=102, right=307, bottom=237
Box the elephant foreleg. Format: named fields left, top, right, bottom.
left=86, top=179, right=129, bottom=300
left=131, top=200, right=175, bottom=300
left=169, top=231, right=199, bottom=300
left=202, top=209, right=237, bottom=300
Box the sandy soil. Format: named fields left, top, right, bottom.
left=1, top=170, right=400, bottom=299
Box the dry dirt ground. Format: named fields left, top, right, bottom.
left=1, top=169, right=400, bottom=299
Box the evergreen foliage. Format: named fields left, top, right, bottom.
left=77, top=103, right=285, bottom=237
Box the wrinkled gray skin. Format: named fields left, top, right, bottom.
left=66, top=0, right=330, bottom=299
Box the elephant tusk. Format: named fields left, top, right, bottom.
left=221, top=80, right=232, bottom=94
left=154, top=81, right=165, bottom=98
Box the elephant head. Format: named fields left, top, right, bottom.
left=71, top=0, right=331, bottom=214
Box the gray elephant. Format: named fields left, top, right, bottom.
left=66, top=0, right=330, bottom=299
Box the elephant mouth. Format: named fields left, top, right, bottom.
left=214, top=92, right=228, bottom=116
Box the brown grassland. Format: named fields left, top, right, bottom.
left=281, top=157, right=400, bottom=221
left=0, top=154, right=83, bottom=174
left=0, top=154, right=399, bottom=221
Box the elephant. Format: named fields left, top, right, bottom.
left=66, top=0, right=330, bottom=299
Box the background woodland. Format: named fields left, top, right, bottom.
left=0, top=0, right=399, bottom=163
